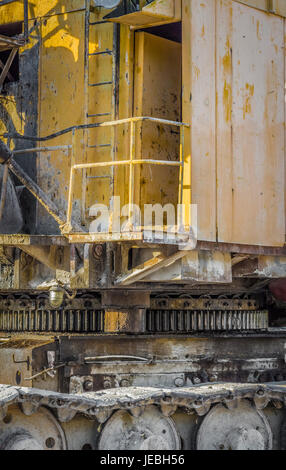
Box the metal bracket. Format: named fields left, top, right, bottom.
left=12, top=354, right=30, bottom=371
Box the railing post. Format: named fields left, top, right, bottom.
left=66, top=129, right=76, bottom=228
left=128, top=119, right=135, bottom=228
left=178, top=125, right=185, bottom=228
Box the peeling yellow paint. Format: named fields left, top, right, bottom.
left=222, top=38, right=232, bottom=74
left=256, top=20, right=261, bottom=40
left=193, top=64, right=200, bottom=80
left=223, top=81, right=232, bottom=123
left=243, top=83, right=254, bottom=119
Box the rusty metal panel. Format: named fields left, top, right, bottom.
left=143, top=250, right=232, bottom=283
left=133, top=32, right=182, bottom=213
left=234, top=0, right=286, bottom=17
left=105, top=0, right=181, bottom=28
left=37, top=11, right=86, bottom=233
left=183, top=0, right=285, bottom=246
left=84, top=14, right=116, bottom=220
left=182, top=0, right=217, bottom=242
left=217, top=0, right=285, bottom=246
left=0, top=1, right=86, bottom=25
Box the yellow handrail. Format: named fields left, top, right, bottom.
left=66, top=116, right=190, bottom=229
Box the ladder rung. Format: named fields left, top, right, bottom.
left=87, top=113, right=111, bottom=118
left=88, top=81, right=113, bottom=87
left=87, top=175, right=112, bottom=179
left=88, top=50, right=113, bottom=56
left=87, top=144, right=112, bottom=149
left=89, top=20, right=109, bottom=25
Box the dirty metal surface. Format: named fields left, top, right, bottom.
left=1, top=382, right=286, bottom=420
left=146, top=309, right=268, bottom=332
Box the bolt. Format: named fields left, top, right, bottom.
left=83, top=380, right=93, bottom=391
left=120, top=379, right=130, bottom=387
left=193, top=377, right=201, bottom=384
left=174, top=377, right=185, bottom=387
left=209, top=375, right=218, bottom=383
left=103, top=379, right=112, bottom=389
left=93, top=244, right=103, bottom=259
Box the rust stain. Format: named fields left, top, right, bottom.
left=193, top=64, right=200, bottom=80
left=222, top=38, right=232, bottom=75
left=243, top=83, right=254, bottom=119
left=256, top=20, right=261, bottom=40
left=201, top=25, right=205, bottom=38
left=223, top=80, right=232, bottom=123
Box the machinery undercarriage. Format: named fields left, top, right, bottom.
left=0, top=283, right=285, bottom=450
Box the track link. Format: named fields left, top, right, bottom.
left=0, top=382, right=286, bottom=422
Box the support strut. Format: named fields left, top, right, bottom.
left=0, top=140, right=83, bottom=233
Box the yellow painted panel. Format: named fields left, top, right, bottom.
left=216, top=0, right=234, bottom=243
left=133, top=32, right=181, bottom=215
left=181, top=0, right=191, bottom=228
left=217, top=0, right=285, bottom=246
left=234, top=0, right=286, bottom=17
left=285, top=18, right=286, bottom=237
left=37, top=10, right=86, bottom=230
left=84, top=18, right=115, bottom=216
left=182, top=0, right=216, bottom=241
left=142, top=0, right=181, bottom=20
left=114, top=25, right=134, bottom=215
left=0, top=0, right=85, bottom=25
left=107, top=0, right=181, bottom=27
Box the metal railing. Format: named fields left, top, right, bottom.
left=66, top=116, right=190, bottom=230
left=4, top=116, right=189, bottom=235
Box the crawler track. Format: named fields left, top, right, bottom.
left=1, top=382, right=286, bottom=420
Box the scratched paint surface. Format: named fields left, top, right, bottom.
left=37, top=10, right=86, bottom=233
left=217, top=0, right=285, bottom=245
left=133, top=32, right=181, bottom=216
left=183, top=0, right=285, bottom=246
